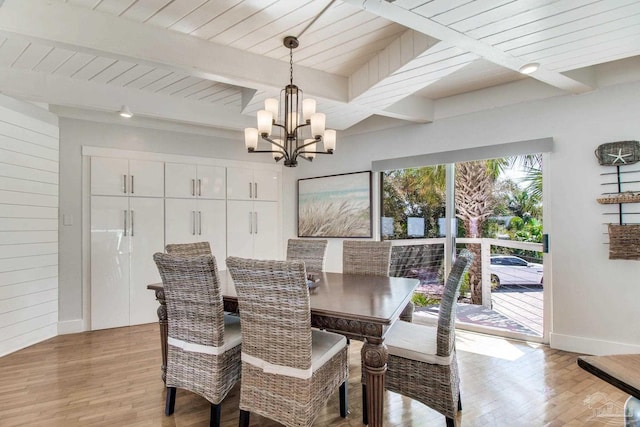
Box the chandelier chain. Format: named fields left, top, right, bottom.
left=289, top=47, right=294, bottom=86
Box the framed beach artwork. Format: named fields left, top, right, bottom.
left=298, top=171, right=372, bottom=238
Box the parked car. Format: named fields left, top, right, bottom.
left=489, top=255, right=543, bottom=287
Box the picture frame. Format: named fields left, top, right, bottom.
left=298, top=171, right=372, bottom=238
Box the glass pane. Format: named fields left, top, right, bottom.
left=381, top=166, right=446, bottom=240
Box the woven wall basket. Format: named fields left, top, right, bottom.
left=608, top=224, right=640, bottom=260
left=595, top=140, right=640, bottom=166
left=597, top=192, right=640, bottom=204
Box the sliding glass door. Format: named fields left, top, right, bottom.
left=381, top=155, right=546, bottom=341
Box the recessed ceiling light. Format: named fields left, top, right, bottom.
left=119, top=105, right=133, bottom=118
left=519, top=63, right=539, bottom=75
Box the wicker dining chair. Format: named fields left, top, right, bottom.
left=226, top=256, right=349, bottom=427
left=165, top=241, right=212, bottom=256
left=363, top=249, right=473, bottom=427
left=342, top=240, right=414, bottom=322
left=153, top=253, right=241, bottom=427
left=286, top=239, right=328, bottom=272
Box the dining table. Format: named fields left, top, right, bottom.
left=148, top=270, right=419, bottom=427
left=577, top=354, right=640, bottom=399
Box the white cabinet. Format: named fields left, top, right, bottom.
left=227, top=200, right=278, bottom=260
left=91, top=157, right=164, bottom=197
left=165, top=163, right=225, bottom=199
left=227, top=167, right=279, bottom=201
left=90, top=196, right=164, bottom=330
left=165, top=198, right=227, bottom=269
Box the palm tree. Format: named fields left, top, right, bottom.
left=455, top=160, right=499, bottom=304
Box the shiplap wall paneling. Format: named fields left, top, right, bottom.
left=0, top=101, right=59, bottom=358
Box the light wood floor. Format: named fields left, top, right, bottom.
left=0, top=324, right=628, bottom=426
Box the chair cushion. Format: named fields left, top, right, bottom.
left=311, top=329, right=347, bottom=372
left=385, top=320, right=453, bottom=365
left=167, top=314, right=242, bottom=356
left=241, top=330, right=346, bottom=380
left=223, top=313, right=242, bottom=349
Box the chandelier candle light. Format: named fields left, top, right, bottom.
left=244, top=36, right=336, bottom=167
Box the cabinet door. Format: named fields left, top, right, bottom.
left=129, top=198, right=165, bottom=326
left=253, top=169, right=280, bottom=201
left=197, top=165, right=226, bottom=199
left=165, top=163, right=197, bottom=198
left=91, top=196, right=130, bottom=330
left=226, top=167, right=253, bottom=200
left=197, top=199, right=227, bottom=269
left=253, top=201, right=279, bottom=260
left=227, top=200, right=254, bottom=258
left=91, top=157, right=128, bottom=196
left=165, top=198, right=198, bottom=245
left=129, top=159, right=164, bottom=197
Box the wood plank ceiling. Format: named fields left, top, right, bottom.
left=0, top=0, right=639, bottom=131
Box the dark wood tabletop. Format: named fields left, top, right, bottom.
left=578, top=354, right=640, bottom=399
left=148, top=270, right=418, bottom=329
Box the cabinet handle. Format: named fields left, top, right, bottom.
left=130, top=175, right=134, bottom=194
left=123, top=174, right=127, bottom=193
left=254, top=182, right=258, bottom=199
left=198, top=211, right=202, bottom=235
left=249, top=182, right=252, bottom=199
left=192, top=211, right=196, bottom=235
left=254, top=212, right=258, bottom=234
left=130, top=210, right=135, bottom=236
left=249, top=212, right=253, bottom=234
left=123, top=210, right=128, bottom=236
left=198, top=179, right=202, bottom=197
left=192, top=179, right=195, bottom=197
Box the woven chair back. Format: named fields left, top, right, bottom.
left=342, top=240, right=391, bottom=276
left=286, top=239, right=328, bottom=272
left=226, top=257, right=312, bottom=371
left=165, top=241, right=212, bottom=257
left=153, top=253, right=225, bottom=348
left=436, top=249, right=473, bottom=357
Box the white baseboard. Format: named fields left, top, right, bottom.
left=550, top=332, right=640, bottom=355
left=57, top=319, right=85, bottom=335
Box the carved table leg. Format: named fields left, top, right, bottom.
left=153, top=288, right=168, bottom=383
left=362, top=337, right=388, bottom=427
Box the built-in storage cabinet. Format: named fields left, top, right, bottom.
left=165, top=198, right=227, bottom=269
left=227, top=200, right=278, bottom=260
left=227, top=167, right=279, bottom=201
left=88, top=151, right=281, bottom=331
left=165, top=163, right=225, bottom=199
left=90, top=196, right=164, bottom=330
left=91, top=157, right=164, bottom=197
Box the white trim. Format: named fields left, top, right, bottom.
left=242, top=351, right=313, bottom=380
left=82, top=145, right=283, bottom=172
left=168, top=337, right=231, bottom=356
left=550, top=332, right=640, bottom=356
left=371, top=137, right=554, bottom=171
left=57, top=319, right=84, bottom=335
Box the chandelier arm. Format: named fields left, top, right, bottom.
left=291, top=136, right=322, bottom=158
left=293, top=122, right=310, bottom=132
left=261, top=135, right=291, bottom=161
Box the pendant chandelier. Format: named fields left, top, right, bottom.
left=244, top=36, right=336, bottom=167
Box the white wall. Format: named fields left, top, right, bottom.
left=288, top=80, right=640, bottom=355
left=56, top=79, right=640, bottom=355
left=0, top=94, right=59, bottom=357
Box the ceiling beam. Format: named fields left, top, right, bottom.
left=0, top=0, right=348, bottom=103
left=344, top=0, right=594, bottom=94
left=0, top=66, right=255, bottom=130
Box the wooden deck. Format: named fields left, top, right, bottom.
left=492, top=285, right=544, bottom=336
